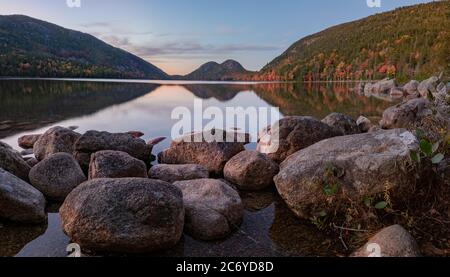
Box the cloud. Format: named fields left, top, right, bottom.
left=79, top=22, right=153, bottom=36
left=123, top=41, right=281, bottom=57
left=101, top=35, right=130, bottom=48
left=79, top=21, right=112, bottom=28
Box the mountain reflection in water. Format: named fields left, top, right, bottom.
left=0, top=79, right=397, bottom=257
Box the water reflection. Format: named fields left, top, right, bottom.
left=0, top=79, right=397, bottom=257
left=0, top=80, right=159, bottom=138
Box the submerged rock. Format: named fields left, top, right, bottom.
left=0, top=168, right=46, bottom=224
left=20, top=149, right=34, bottom=156
left=74, top=131, right=152, bottom=172
left=224, top=150, right=279, bottom=191
left=173, top=179, right=243, bottom=241
left=322, top=113, right=360, bottom=135
left=380, top=98, right=432, bottom=129
left=33, top=127, right=81, bottom=161
left=0, top=141, right=31, bottom=182
left=18, top=134, right=41, bottom=149
left=29, top=153, right=86, bottom=201
left=0, top=221, right=47, bottom=256
left=257, top=116, right=342, bottom=164
left=158, top=130, right=247, bottom=176
left=60, top=178, right=184, bottom=254
left=149, top=164, right=209, bottom=183
left=274, top=129, right=418, bottom=220
left=89, top=150, right=148, bottom=179
left=351, top=225, right=421, bottom=257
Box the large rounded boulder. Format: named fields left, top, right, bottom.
left=29, top=153, right=86, bottom=201
left=18, top=134, right=41, bottom=149
left=173, top=179, right=243, bottom=241
left=0, top=168, right=46, bottom=224
left=0, top=141, right=31, bottom=182
left=351, top=225, right=421, bottom=257
left=33, top=127, right=81, bottom=161
left=257, top=116, right=342, bottom=163
left=74, top=131, right=152, bottom=172
left=158, top=130, right=247, bottom=176
left=380, top=98, right=432, bottom=129
left=322, top=113, right=360, bottom=135
left=274, top=129, right=419, bottom=220
left=88, top=150, right=148, bottom=179
left=60, top=178, right=184, bottom=253
left=224, top=150, right=279, bottom=191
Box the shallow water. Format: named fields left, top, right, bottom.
left=0, top=79, right=396, bottom=257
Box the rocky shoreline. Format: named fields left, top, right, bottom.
left=0, top=76, right=448, bottom=257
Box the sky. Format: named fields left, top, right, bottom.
left=0, top=0, right=434, bottom=75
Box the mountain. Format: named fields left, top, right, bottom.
left=181, top=60, right=254, bottom=81
left=0, top=15, right=169, bottom=79
left=256, top=1, right=449, bottom=82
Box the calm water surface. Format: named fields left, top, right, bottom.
left=0, top=79, right=397, bottom=257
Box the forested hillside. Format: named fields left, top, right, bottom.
left=0, top=15, right=169, bottom=79
left=257, top=1, right=449, bottom=82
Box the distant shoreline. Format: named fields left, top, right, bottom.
left=0, top=76, right=380, bottom=85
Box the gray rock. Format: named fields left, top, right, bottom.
left=0, top=168, right=46, bottom=224
left=20, top=149, right=34, bottom=156
left=436, top=82, right=446, bottom=93
left=403, top=80, right=419, bottom=95
left=405, top=92, right=420, bottom=101
left=33, top=127, right=81, bottom=161
left=60, top=178, right=184, bottom=253
left=257, top=116, right=342, bottom=163
left=173, top=179, right=243, bottom=241
left=351, top=225, right=421, bottom=257
left=418, top=76, right=439, bottom=98
left=74, top=131, right=152, bottom=172
left=356, top=116, right=373, bottom=133
left=29, top=153, right=86, bottom=201
left=274, top=129, right=418, bottom=219
left=149, top=164, right=209, bottom=183
left=18, top=134, right=41, bottom=149
left=390, top=87, right=406, bottom=98
left=224, top=150, right=279, bottom=191
left=433, top=84, right=450, bottom=116
left=365, top=79, right=396, bottom=94
left=158, top=130, right=247, bottom=176
left=322, top=113, right=360, bottom=135
left=380, top=98, right=432, bottom=129
left=0, top=141, right=31, bottom=182
left=368, top=125, right=382, bottom=133
left=89, top=150, right=148, bottom=179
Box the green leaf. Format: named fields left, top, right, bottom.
left=410, top=151, right=420, bottom=163
left=318, top=211, right=327, bottom=217
left=431, top=153, right=444, bottom=164
left=375, top=201, right=388, bottom=210
left=420, top=139, right=433, bottom=156
left=415, top=129, right=426, bottom=140
left=363, top=197, right=372, bottom=207
left=323, top=183, right=338, bottom=196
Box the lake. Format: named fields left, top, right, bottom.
left=0, top=79, right=397, bottom=257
